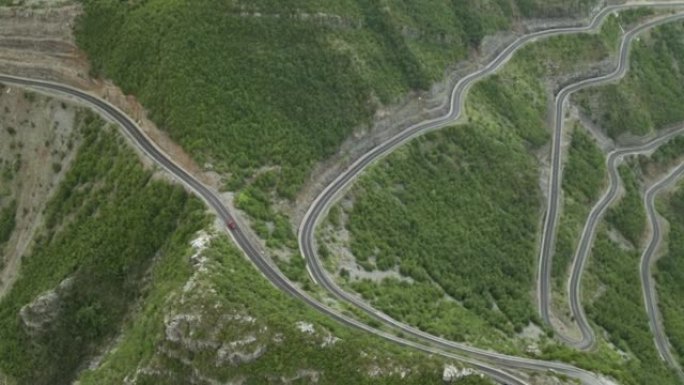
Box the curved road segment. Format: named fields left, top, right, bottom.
left=641, top=160, right=684, bottom=376
left=0, top=74, right=530, bottom=385
left=2, top=2, right=684, bottom=385
left=564, top=125, right=684, bottom=352
left=538, top=13, right=684, bottom=350
left=300, top=0, right=684, bottom=372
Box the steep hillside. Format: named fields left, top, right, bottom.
left=8, top=1, right=684, bottom=385
left=77, top=235, right=474, bottom=385
left=564, top=20, right=684, bottom=380
left=315, top=9, right=684, bottom=385
left=580, top=163, right=679, bottom=385
left=655, top=183, right=684, bottom=368
left=553, top=124, right=606, bottom=292
left=575, top=21, right=684, bottom=140
left=0, top=83, right=491, bottom=384
left=317, top=12, right=627, bottom=347
left=0, top=102, right=209, bottom=384
left=70, top=0, right=607, bottom=290
left=75, top=0, right=598, bottom=203
left=0, top=85, right=83, bottom=296
left=0, top=4, right=87, bottom=86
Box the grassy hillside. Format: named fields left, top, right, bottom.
left=0, top=107, right=470, bottom=385
left=75, top=0, right=596, bottom=202
left=0, top=201, right=15, bottom=251
left=606, top=164, right=646, bottom=247
left=0, top=112, right=208, bottom=384
left=638, top=135, right=684, bottom=174
left=655, top=183, right=684, bottom=367
left=77, top=235, right=486, bottom=385
left=575, top=21, right=684, bottom=140
left=347, top=122, right=541, bottom=335
left=571, top=163, right=680, bottom=385
left=316, top=12, right=631, bottom=348
left=553, top=126, right=606, bottom=289
left=583, top=227, right=680, bottom=385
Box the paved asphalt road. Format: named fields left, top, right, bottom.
left=0, top=74, right=532, bottom=385
left=538, top=12, right=684, bottom=351
left=299, top=1, right=684, bottom=379
left=562, top=124, right=684, bottom=351
left=2, top=2, right=684, bottom=385
left=641, top=160, right=684, bottom=378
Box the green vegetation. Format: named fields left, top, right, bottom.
left=563, top=128, right=606, bottom=203
left=345, top=122, right=541, bottom=334
left=350, top=278, right=510, bottom=348
left=655, top=183, right=684, bottom=366
left=73, top=2, right=646, bottom=313
left=638, top=135, right=684, bottom=173
left=543, top=165, right=682, bottom=384
left=235, top=181, right=295, bottom=250
left=0, top=155, right=17, bottom=182
left=539, top=17, right=684, bottom=382
left=0, top=109, right=463, bottom=384
left=575, top=22, right=684, bottom=140
left=322, top=11, right=636, bottom=344
left=553, top=126, right=606, bottom=287
left=77, top=236, right=464, bottom=385
left=233, top=176, right=307, bottom=282
left=650, top=135, right=684, bottom=165
left=52, top=4, right=684, bottom=385
left=539, top=294, right=680, bottom=385
left=582, top=228, right=680, bottom=384
left=73, top=0, right=603, bottom=287
left=606, top=164, right=646, bottom=246
left=0, top=199, right=16, bottom=248
left=0, top=113, right=208, bottom=385
left=539, top=220, right=682, bottom=385
left=76, top=0, right=596, bottom=201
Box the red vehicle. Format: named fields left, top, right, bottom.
left=227, top=220, right=237, bottom=230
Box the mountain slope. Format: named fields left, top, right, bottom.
left=0, top=89, right=476, bottom=385
left=75, top=0, right=598, bottom=201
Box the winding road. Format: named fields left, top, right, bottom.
left=299, top=0, right=684, bottom=371
left=562, top=124, right=684, bottom=351
left=538, top=13, right=684, bottom=350
left=3, top=2, right=684, bottom=384
left=0, top=74, right=531, bottom=385
left=568, top=126, right=684, bottom=349
left=641, top=159, right=684, bottom=376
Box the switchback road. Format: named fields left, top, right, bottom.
left=0, top=74, right=530, bottom=385
left=562, top=125, right=684, bottom=351
left=538, top=13, right=684, bottom=350
left=641, top=160, right=684, bottom=377
left=4, top=2, right=684, bottom=385
left=299, top=0, right=684, bottom=376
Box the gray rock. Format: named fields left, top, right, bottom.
left=19, top=276, right=73, bottom=336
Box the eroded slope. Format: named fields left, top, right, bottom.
left=0, top=85, right=81, bottom=296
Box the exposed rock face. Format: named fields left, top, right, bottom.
left=19, top=290, right=60, bottom=334
left=164, top=314, right=220, bottom=351
left=19, top=276, right=73, bottom=336
left=442, top=364, right=481, bottom=383
left=162, top=311, right=269, bottom=368
left=217, top=343, right=267, bottom=366
left=281, top=369, right=321, bottom=384
left=295, top=321, right=315, bottom=334
left=158, top=234, right=271, bottom=368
